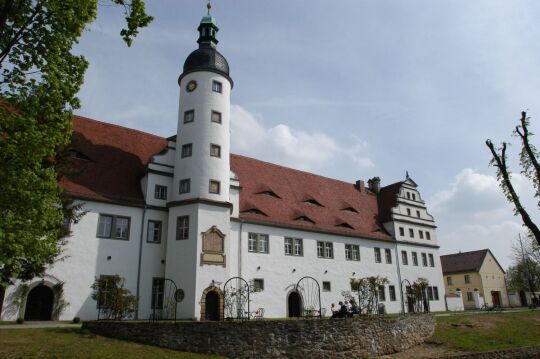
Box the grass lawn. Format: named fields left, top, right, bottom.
left=432, top=310, right=540, bottom=352
left=0, top=327, right=223, bottom=359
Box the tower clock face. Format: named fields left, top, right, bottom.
left=186, top=80, right=197, bottom=92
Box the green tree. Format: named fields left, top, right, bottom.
left=91, top=275, right=137, bottom=320
left=0, top=0, right=153, bottom=288
left=486, top=112, right=540, bottom=245
left=507, top=259, right=540, bottom=293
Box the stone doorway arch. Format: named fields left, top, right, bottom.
left=24, top=284, right=54, bottom=321
left=287, top=291, right=302, bottom=317
left=200, top=286, right=224, bottom=321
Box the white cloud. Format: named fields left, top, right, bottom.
left=230, top=104, right=373, bottom=172
left=429, top=168, right=538, bottom=269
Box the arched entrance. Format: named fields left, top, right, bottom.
left=199, top=286, right=224, bottom=321
left=24, top=285, right=54, bottom=321
left=205, top=291, right=220, bottom=321
left=288, top=291, right=302, bottom=317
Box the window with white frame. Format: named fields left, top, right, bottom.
left=184, top=110, right=194, bottom=123
left=385, top=248, right=392, bottom=264
left=179, top=179, right=190, bottom=194
left=345, top=244, right=360, bottom=261
left=181, top=143, right=192, bottom=158
left=412, top=251, right=418, bottom=266
left=151, top=278, right=165, bottom=309
left=374, top=247, right=382, bottom=263
left=176, top=216, right=189, bottom=240
left=209, top=180, right=220, bottom=194
left=97, top=214, right=130, bottom=240
left=147, top=220, right=161, bottom=243
left=426, top=231, right=431, bottom=240
left=401, top=250, right=408, bottom=265
left=421, top=252, right=428, bottom=267
left=210, top=143, right=221, bottom=158
left=447, top=276, right=453, bottom=285
left=154, top=185, right=167, bottom=200
left=428, top=253, right=435, bottom=267
left=248, top=233, right=269, bottom=253
left=409, top=228, right=414, bottom=238
left=419, top=230, right=424, bottom=239
left=378, top=285, right=386, bottom=301
left=212, top=80, right=223, bottom=93
left=211, top=110, right=222, bottom=124
left=389, top=285, right=396, bottom=301
left=284, top=237, right=302, bottom=256
left=317, top=241, right=333, bottom=258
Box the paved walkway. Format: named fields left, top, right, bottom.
left=0, top=321, right=82, bottom=330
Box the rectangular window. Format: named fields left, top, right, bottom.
left=97, top=214, right=130, bottom=240
left=467, top=292, right=474, bottom=301
left=325, top=242, right=333, bottom=259
left=399, top=227, right=404, bottom=236
left=433, top=286, right=439, bottom=301
left=284, top=237, right=292, bottom=255
left=97, top=215, right=113, bottom=238
left=464, top=274, right=470, bottom=284
left=374, top=247, right=382, bottom=263
left=317, top=241, right=333, bottom=258
left=412, top=193, right=416, bottom=200
left=447, top=276, right=453, bottom=285
left=285, top=237, right=302, bottom=256
left=253, top=278, right=264, bottom=291
left=210, top=144, right=221, bottom=158
left=154, top=185, right=167, bottom=200
left=428, top=254, right=435, bottom=267
left=406, top=192, right=410, bottom=199
left=406, top=208, right=411, bottom=216
left=401, top=250, right=408, bottom=265
left=176, top=216, right=189, bottom=240
left=416, top=210, right=421, bottom=218
left=426, top=232, right=431, bottom=240
left=421, top=253, right=428, bottom=267
left=212, top=80, right=223, bottom=93
left=248, top=233, right=269, bottom=253
left=322, top=281, right=331, bottom=292
left=184, top=110, right=194, bottom=123
left=412, top=252, right=418, bottom=266
left=409, top=228, right=414, bottom=238
left=147, top=220, right=161, bottom=243
left=389, top=285, right=396, bottom=301
left=427, top=286, right=434, bottom=301
left=209, top=180, right=220, bottom=194
left=385, top=248, right=392, bottom=264
left=419, top=230, right=424, bottom=239
left=211, top=110, right=222, bottom=124
left=181, top=143, right=192, bottom=158
left=345, top=244, right=360, bottom=261
left=378, top=285, right=386, bottom=301
left=151, top=278, right=165, bottom=309
left=179, top=179, right=191, bottom=194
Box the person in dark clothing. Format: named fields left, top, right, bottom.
left=338, top=301, right=348, bottom=318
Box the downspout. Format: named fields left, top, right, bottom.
left=238, top=219, right=244, bottom=277
left=135, top=204, right=147, bottom=320
left=394, top=241, right=404, bottom=313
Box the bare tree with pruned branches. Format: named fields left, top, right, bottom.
left=486, top=111, right=540, bottom=245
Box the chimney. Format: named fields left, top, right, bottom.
left=368, top=177, right=381, bottom=194
left=354, top=180, right=365, bottom=192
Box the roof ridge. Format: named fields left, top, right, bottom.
left=440, top=249, right=489, bottom=257
left=230, top=153, right=360, bottom=188
left=74, top=115, right=167, bottom=140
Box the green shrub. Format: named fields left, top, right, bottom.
left=16, top=318, right=24, bottom=324
left=72, top=317, right=80, bottom=324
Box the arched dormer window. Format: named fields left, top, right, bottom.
left=295, top=216, right=315, bottom=224
left=242, top=208, right=268, bottom=216
left=336, top=222, right=354, bottom=229
left=257, top=190, right=281, bottom=199
left=304, top=198, right=323, bottom=207
left=341, top=207, right=358, bottom=213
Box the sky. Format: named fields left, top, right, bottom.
left=74, top=0, right=540, bottom=269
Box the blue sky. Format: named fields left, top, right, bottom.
left=75, top=0, right=540, bottom=268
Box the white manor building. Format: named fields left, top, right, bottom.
left=1, top=9, right=446, bottom=321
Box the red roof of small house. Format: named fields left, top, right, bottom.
left=440, top=249, right=505, bottom=274
left=63, top=116, right=393, bottom=241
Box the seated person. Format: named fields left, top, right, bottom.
left=338, top=301, right=348, bottom=318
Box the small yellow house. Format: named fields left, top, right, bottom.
left=441, top=249, right=508, bottom=309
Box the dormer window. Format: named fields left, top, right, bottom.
left=341, top=207, right=358, bottom=213
left=242, top=208, right=267, bottom=216
left=304, top=198, right=323, bottom=207
left=336, top=222, right=354, bottom=229
left=257, top=190, right=280, bottom=199
left=212, top=80, right=222, bottom=93
left=295, top=216, right=315, bottom=224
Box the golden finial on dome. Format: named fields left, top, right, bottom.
left=207, top=1, right=212, bottom=15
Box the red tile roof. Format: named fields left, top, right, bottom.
left=440, top=249, right=491, bottom=274
left=377, top=181, right=403, bottom=223
left=64, top=116, right=393, bottom=241
left=61, top=116, right=167, bottom=205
